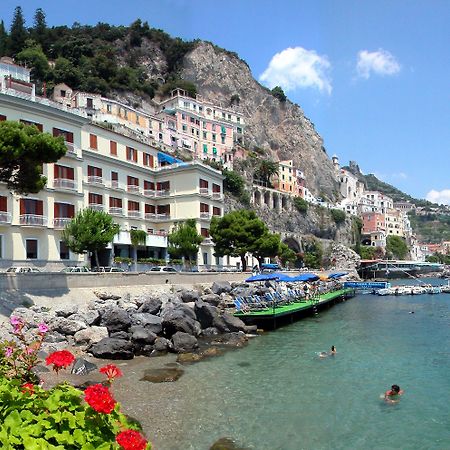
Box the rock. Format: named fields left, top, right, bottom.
left=130, top=313, right=163, bottom=334
left=71, top=358, right=98, bottom=375
left=109, top=331, right=130, bottom=340
left=55, top=304, right=79, bottom=318
left=100, top=307, right=132, bottom=333
left=131, top=327, right=157, bottom=345
left=212, top=281, right=232, bottom=295
left=231, top=286, right=256, bottom=297
left=43, top=331, right=67, bottom=343
left=49, top=317, right=87, bottom=335
left=90, top=338, right=134, bottom=359
left=212, top=332, right=248, bottom=348
left=200, top=293, right=221, bottom=306
left=219, top=293, right=235, bottom=308
left=161, top=304, right=200, bottom=337
left=244, top=324, right=258, bottom=334
left=209, top=437, right=249, bottom=450
left=177, top=347, right=223, bottom=363
left=180, top=289, right=200, bottom=303
left=201, top=327, right=220, bottom=336
left=77, top=310, right=100, bottom=326
left=94, top=291, right=121, bottom=301
left=219, top=313, right=247, bottom=333
left=153, top=337, right=171, bottom=352
left=74, top=326, right=109, bottom=345
left=137, top=298, right=162, bottom=315
left=140, top=367, right=184, bottom=383
left=171, top=331, right=198, bottom=353
left=139, top=345, right=154, bottom=356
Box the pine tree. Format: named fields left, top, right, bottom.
left=32, top=8, right=47, bottom=49
left=9, top=6, right=28, bottom=55
left=0, top=20, right=8, bottom=56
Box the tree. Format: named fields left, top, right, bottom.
left=16, top=41, right=50, bottom=81
left=278, top=243, right=297, bottom=267
left=62, top=209, right=120, bottom=268
left=330, top=209, right=346, bottom=224
left=386, top=235, right=409, bottom=260
left=0, top=121, right=67, bottom=194
left=293, top=197, right=308, bottom=213
left=210, top=210, right=271, bottom=272
left=223, top=169, right=245, bottom=196
left=32, top=8, right=47, bottom=49
left=0, top=20, right=8, bottom=56
left=251, top=231, right=282, bottom=267
left=254, top=160, right=278, bottom=187
left=9, top=6, right=28, bottom=55
left=130, top=229, right=147, bottom=271
left=168, top=219, right=203, bottom=268
left=271, top=86, right=287, bottom=102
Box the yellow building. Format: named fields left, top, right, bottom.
left=272, top=160, right=303, bottom=196
left=0, top=91, right=225, bottom=269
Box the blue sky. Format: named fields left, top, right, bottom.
left=2, top=0, right=449, bottom=203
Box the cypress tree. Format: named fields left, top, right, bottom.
left=0, top=20, right=8, bottom=56
left=32, top=8, right=47, bottom=49
left=9, top=6, right=28, bottom=55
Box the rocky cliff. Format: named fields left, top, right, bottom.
left=180, top=42, right=339, bottom=199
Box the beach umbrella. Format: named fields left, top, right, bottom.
left=328, top=272, right=348, bottom=279
left=245, top=273, right=280, bottom=282
left=272, top=273, right=296, bottom=282
left=292, top=273, right=320, bottom=282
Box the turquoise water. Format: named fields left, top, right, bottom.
left=159, top=284, right=450, bottom=450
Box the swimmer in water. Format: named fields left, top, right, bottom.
left=384, top=384, right=404, bottom=403
left=319, top=346, right=336, bottom=358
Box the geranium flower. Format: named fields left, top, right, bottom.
left=38, top=323, right=49, bottom=334
left=99, top=364, right=123, bottom=382
left=45, top=350, right=75, bottom=373
left=4, top=346, right=14, bottom=358
left=10, top=316, right=24, bottom=334
left=84, top=384, right=116, bottom=414
left=116, top=430, right=148, bottom=450
left=21, top=383, right=35, bottom=395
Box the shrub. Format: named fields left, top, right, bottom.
left=330, top=209, right=346, bottom=224
left=271, top=86, right=287, bottom=102
left=293, top=197, right=308, bottom=213
left=223, top=169, right=245, bottom=196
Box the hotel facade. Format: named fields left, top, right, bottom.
left=0, top=91, right=226, bottom=270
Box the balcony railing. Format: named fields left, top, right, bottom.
left=145, top=213, right=156, bottom=220
left=0, top=212, right=12, bottom=224
left=54, top=178, right=77, bottom=190
left=110, top=180, right=124, bottom=190
left=200, top=212, right=211, bottom=219
left=155, top=189, right=170, bottom=197
left=212, top=192, right=223, bottom=200
left=88, top=204, right=104, bottom=211
left=148, top=229, right=168, bottom=236
left=109, top=207, right=123, bottom=216
left=65, top=141, right=77, bottom=156
left=53, top=217, right=72, bottom=229
left=87, top=176, right=103, bottom=185
left=143, top=189, right=156, bottom=197
left=19, top=214, right=48, bottom=227
left=155, top=213, right=171, bottom=221
left=199, top=188, right=210, bottom=196
left=127, top=210, right=141, bottom=218
left=127, top=185, right=140, bottom=194
left=202, top=237, right=214, bottom=245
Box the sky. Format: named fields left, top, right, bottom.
left=2, top=0, right=449, bottom=203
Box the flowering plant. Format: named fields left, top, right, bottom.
left=46, top=349, right=76, bottom=373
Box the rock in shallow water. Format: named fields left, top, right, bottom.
left=140, top=366, right=184, bottom=383
left=209, top=437, right=249, bottom=450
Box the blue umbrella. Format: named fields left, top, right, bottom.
left=245, top=273, right=280, bottom=282
left=292, top=273, right=320, bottom=282
left=272, top=273, right=296, bottom=282
left=328, top=272, right=348, bottom=279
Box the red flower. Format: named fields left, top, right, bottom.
left=84, top=384, right=116, bottom=414
left=116, top=430, right=148, bottom=450
left=45, top=350, right=75, bottom=373
left=100, top=364, right=123, bottom=381
left=21, top=383, right=35, bottom=395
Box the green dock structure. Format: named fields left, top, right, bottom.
left=234, top=288, right=355, bottom=330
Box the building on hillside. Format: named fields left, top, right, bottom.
left=272, top=160, right=305, bottom=197
left=385, top=208, right=405, bottom=237
left=0, top=57, right=35, bottom=97
left=157, top=88, right=244, bottom=164
left=364, top=191, right=393, bottom=213
left=0, top=90, right=227, bottom=270
left=393, top=201, right=416, bottom=212
left=442, top=241, right=450, bottom=254
left=362, top=212, right=385, bottom=234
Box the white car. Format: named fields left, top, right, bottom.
left=149, top=266, right=178, bottom=273
left=6, top=267, right=41, bottom=273
left=61, top=266, right=91, bottom=273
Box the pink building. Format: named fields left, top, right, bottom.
left=362, top=212, right=385, bottom=234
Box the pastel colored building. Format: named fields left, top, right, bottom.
left=362, top=212, right=385, bottom=234
left=272, top=160, right=305, bottom=197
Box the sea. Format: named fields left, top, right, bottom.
left=127, top=278, right=450, bottom=450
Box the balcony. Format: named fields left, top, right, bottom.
left=53, top=217, right=72, bottom=229
left=87, top=176, right=103, bottom=185
left=202, top=237, right=214, bottom=245
left=54, top=178, right=77, bottom=190
left=109, top=207, right=123, bottom=216
left=145, top=213, right=156, bottom=220
left=64, top=141, right=78, bottom=157
left=19, top=214, right=48, bottom=227
left=0, top=212, right=11, bottom=224
left=199, top=188, right=210, bottom=196
left=200, top=212, right=211, bottom=220
left=155, top=189, right=170, bottom=197
left=155, top=213, right=171, bottom=221
left=127, top=185, right=140, bottom=194
left=88, top=203, right=104, bottom=211
left=143, top=189, right=156, bottom=198
left=148, top=229, right=168, bottom=236
left=212, top=192, right=223, bottom=200
left=110, top=180, right=124, bottom=190
left=127, top=210, right=141, bottom=219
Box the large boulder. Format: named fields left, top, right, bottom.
left=131, top=313, right=162, bottom=334
left=90, top=338, right=134, bottom=359
left=213, top=332, right=248, bottom=348
left=231, top=285, right=256, bottom=298
left=153, top=337, right=171, bottom=352
left=55, top=304, right=79, bottom=318
left=194, top=300, right=221, bottom=329
left=212, top=281, right=232, bottom=295
left=161, top=303, right=200, bottom=337
left=131, top=327, right=157, bottom=345
left=180, top=289, right=200, bottom=303
left=100, top=307, right=132, bottom=333
left=200, top=293, right=221, bottom=306
left=49, top=317, right=87, bottom=336
left=74, top=326, right=109, bottom=345
left=219, top=313, right=248, bottom=333
left=136, top=297, right=162, bottom=315
left=171, top=332, right=198, bottom=353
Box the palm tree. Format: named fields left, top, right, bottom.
left=255, top=160, right=279, bottom=187
left=130, top=229, right=147, bottom=271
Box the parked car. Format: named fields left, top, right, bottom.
left=6, top=267, right=41, bottom=273
left=91, top=266, right=125, bottom=273
left=149, top=266, right=178, bottom=273
left=60, top=266, right=91, bottom=273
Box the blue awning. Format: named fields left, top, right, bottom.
left=246, top=273, right=280, bottom=282
left=272, top=272, right=296, bottom=282
left=291, top=273, right=320, bottom=282
left=157, top=152, right=184, bottom=165
left=261, top=263, right=280, bottom=270
left=328, top=272, right=348, bottom=279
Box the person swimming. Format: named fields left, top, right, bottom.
left=319, top=346, right=336, bottom=358
left=384, top=384, right=404, bottom=403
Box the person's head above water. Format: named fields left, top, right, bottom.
left=331, top=346, right=336, bottom=352
left=391, top=384, right=400, bottom=394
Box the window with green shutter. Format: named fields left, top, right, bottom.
left=213, top=147, right=217, bottom=155
left=203, top=144, right=208, bottom=154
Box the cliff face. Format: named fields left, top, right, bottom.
left=180, top=42, right=339, bottom=199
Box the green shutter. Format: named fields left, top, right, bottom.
left=213, top=147, right=217, bottom=155
left=203, top=144, right=208, bottom=153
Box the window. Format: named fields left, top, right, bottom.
left=212, top=183, right=221, bottom=193
left=54, top=165, right=74, bottom=180
left=87, top=166, right=102, bottom=178
left=203, top=144, right=208, bottom=154
left=203, top=121, right=207, bottom=128
left=190, top=117, right=195, bottom=123
left=110, top=140, right=117, bottom=156
left=60, top=90, right=66, bottom=97
left=128, top=200, right=140, bottom=211
left=52, top=128, right=73, bottom=143
left=191, top=128, right=195, bottom=135
left=200, top=179, right=209, bottom=189
left=182, top=113, right=186, bottom=120
left=20, top=199, right=43, bottom=216
left=213, top=207, right=221, bottom=216
left=106, top=104, right=112, bottom=113
left=212, top=124, right=216, bottom=131
left=20, top=119, right=43, bottom=132
left=237, top=117, right=241, bottom=123
left=182, top=124, right=187, bottom=132
left=143, top=153, right=154, bottom=167
left=212, top=147, right=217, bottom=155
left=156, top=181, right=170, bottom=192
left=54, top=203, right=75, bottom=218
left=127, top=176, right=139, bottom=188
left=88, top=193, right=103, bottom=205
left=221, top=136, right=225, bottom=144
left=201, top=227, right=209, bottom=237
left=0, top=235, right=3, bottom=258
left=109, top=197, right=122, bottom=208
left=145, top=204, right=155, bottom=213
left=60, top=241, right=70, bottom=260
left=212, top=134, right=216, bottom=142
left=26, top=239, right=38, bottom=259
left=126, top=146, right=138, bottom=162
left=87, top=98, right=93, bottom=108
left=203, top=131, right=207, bottom=139
left=0, top=196, right=7, bottom=212
left=200, top=203, right=210, bottom=213
left=144, top=180, right=155, bottom=191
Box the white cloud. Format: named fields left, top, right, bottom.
left=356, top=49, right=401, bottom=79
left=259, top=47, right=332, bottom=94
left=426, top=189, right=450, bottom=205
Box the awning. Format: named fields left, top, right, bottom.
left=261, top=263, right=280, bottom=270
left=291, top=273, right=320, bottom=282
left=157, top=152, right=183, bottom=165
left=327, top=272, right=348, bottom=279
left=245, top=273, right=280, bottom=282
left=272, top=273, right=296, bottom=282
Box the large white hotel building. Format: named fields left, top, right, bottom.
left=0, top=79, right=228, bottom=270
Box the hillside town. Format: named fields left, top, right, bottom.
left=0, top=55, right=448, bottom=270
